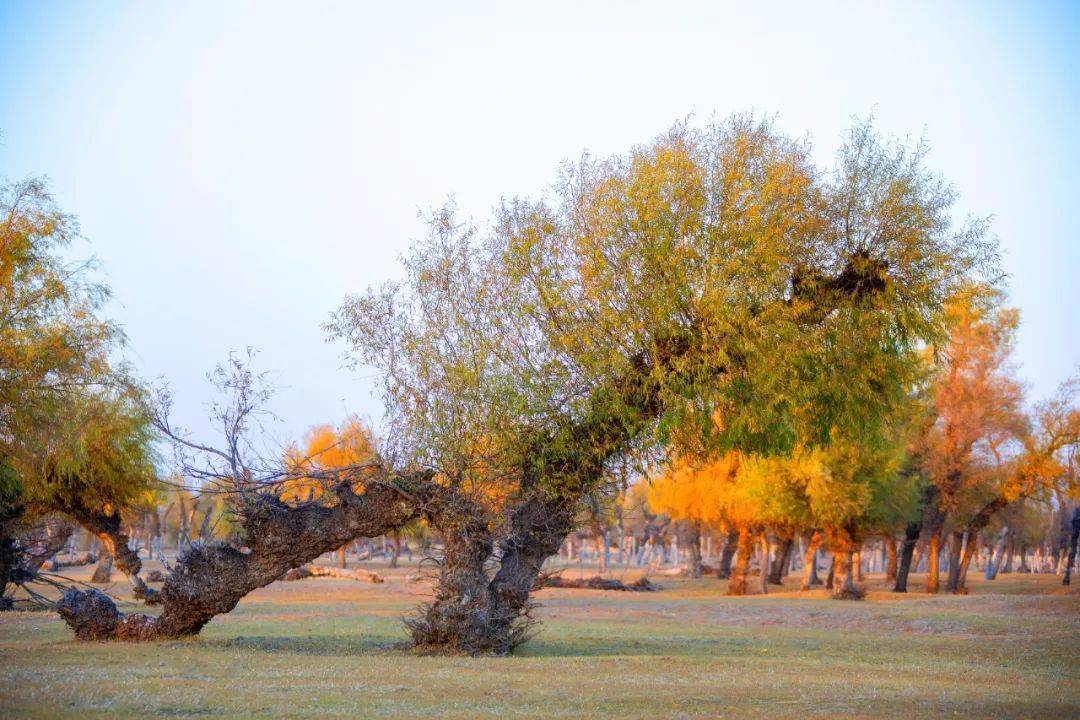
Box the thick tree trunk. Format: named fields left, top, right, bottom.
left=894, top=520, right=919, bottom=592
left=57, top=478, right=420, bottom=641
left=831, top=548, right=863, bottom=600
left=716, top=529, right=738, bottom=579
left=769, top=535, right=793, bottom=585
left=726, top=528, right=754, bottom=596
left=800, top=531, right=822, bottom=591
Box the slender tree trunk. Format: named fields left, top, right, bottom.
left=985, top=526, right=1009, bottom=580
left=883, top=534, right=898, bottom=583
left=945, top=530, right=964, bottom=592
left=0, top=506, right=24, bottom=609
left=826, top=553, right=835, bottom=590
left=926, top=528, right=944, bottom=594
left=683, top=522, right=702, bottom=579
left=716, top=529, right=738, bottom=579
left=1063, top=508, right=1079, bottom=586
left=758, top=533, right=769, bottom=595
left=389, top=530, right=401, bottom=569
left=955, top=496, right=1009, bottom=593
left=1003, top=529, right=1017, bottom=573
left=726, top=528, right=754, bottom=596
left=854, top=548, right=864, bottom=582
left=955, top=532, right=980, bottom=594
left=800, top=531, right=822, bottom=591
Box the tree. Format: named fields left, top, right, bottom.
left=950, top=376, right=1078, bottom=592
left=57, top=352, right=428, bottom=640
left=325, top=115, right=992, bottom=651
left=0, top=177, right=157, bottom=607
left=56, top=114, right=993, bottom=652
left=915, top=292, right=1025, bottom=593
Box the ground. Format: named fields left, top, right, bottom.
left=1, top=561, right=1077, bottom=719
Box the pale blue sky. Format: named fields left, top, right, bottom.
left=1, top=1, right=1077, bottom=447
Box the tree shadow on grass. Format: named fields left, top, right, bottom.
left=205, top=633, right=404, bottom=656
left=199, top=632, right=734, bottom=658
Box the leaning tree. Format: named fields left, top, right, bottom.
left=325, top=115, right=995, bottom=652
left=56, top=115, right=995, bottom=653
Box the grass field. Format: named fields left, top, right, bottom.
left=1, top=562, right=1077, bottom=719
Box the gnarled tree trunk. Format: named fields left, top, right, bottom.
left=57, top=478, right=420, bottom=640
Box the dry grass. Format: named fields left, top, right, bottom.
left=1, top=561, right=1077, bottom=719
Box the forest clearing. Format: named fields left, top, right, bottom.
left=1, top=560, right=1076, bottom=719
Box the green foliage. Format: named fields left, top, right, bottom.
left=329, top=114, right=993, bottom=507
left=0, top=176, right=156, bottom=522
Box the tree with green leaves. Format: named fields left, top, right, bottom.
left=0, top=177, right=159, bottom=606
left=55, top=114, right=994, bottom=652
left=324, top=114, right=992, bottom=651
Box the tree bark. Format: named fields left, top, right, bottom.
left=683, top=521, right=702, bottom=579
left=758, top=533, right=769, bottom=595
left=716, top=529, right=738, bottom=579
left=90, top=550, right=113, bottom=583
left=726, top=527, right=754, bottom=596
left=57, top=477, right=421, bottom=641
left=945, top=530, right=964, bottom=592
left=955, top=496, right=1009, bottom=593
left=926, top=527, right=943, bottom=594
left=389, top=530, right=401, bottom=569
left=883, top=534, right=898, bottom=583
left=800, top=530, right=822, bottom=590
left=831, top=548, right=863, bottom=600
left=769, top=535, right=793, bottom=585
left=984, top=526, right=1009, bottom=580
left=1063, top=508, right=1079, bottom=586
left=894, top=520, right=919, bottom=592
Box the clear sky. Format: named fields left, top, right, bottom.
left=1, top=1, right=1077, bottom=447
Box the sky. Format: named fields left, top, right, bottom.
left=1, top=0, right=1077, bottom=451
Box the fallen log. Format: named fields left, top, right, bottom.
left=542, top=575, right=660, bottom=592
left=280, top=564, right=385, bottom=584
left=50, top=552, right=98, bottom=569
